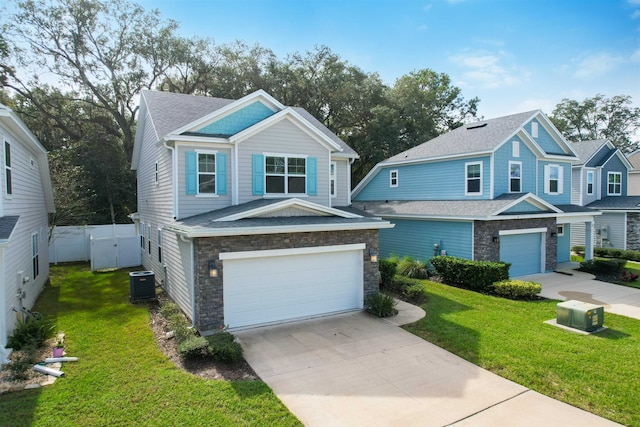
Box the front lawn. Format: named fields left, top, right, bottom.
left=404, top=280, right=640, bottom=427
left=0, top=264, right=300, bottom=426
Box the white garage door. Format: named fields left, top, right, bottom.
left=221, top=244, right=364, bottom=329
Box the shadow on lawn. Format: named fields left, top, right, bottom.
left=403, top=290, right=481, bottom=364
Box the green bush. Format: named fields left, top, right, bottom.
left=580, top=258, right=626, bottom=276
left=492, top=280, right=541, bottom=300
left=366, top=292, right=398, bottom=318
left=166, top=312, right=194, bottom=343
left=178, top=336, right=209, bottom=358
left=206, top=332, right=243, bottom=363
left=402, top=282, right=428, bottom=304
left=7, top=316, right=55, bottom=351
left=159, top=301, right=182, bottom=318
left=574, top=246, right=640, bottom=262
left=396, top=256, right=429, bottom=279
left=379, top=259, right=398, bottom=287
left=6, top=343, right=38, bottom=380
left=430, top=256, right=510, bottom=292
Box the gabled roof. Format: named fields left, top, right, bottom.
left=0, top=105, right=55, bottom=214
left=570, top=139, right=633, bottom=170
left=0, top=215, right=19, bottom=243
left=587, top=196, right=640, bottom=210
left=132, top=90, right=357, bottom=170
left=627, top=150, right=640, bottom=171
left=164, top=198, right=393, bottom=237
left=570, top=139, right=608, bottom=166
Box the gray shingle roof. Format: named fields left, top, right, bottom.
left=587, top=196, right=640, bottom=210
left=141, top=90, right=356, bottom=156
left=383, top=110, right=538, bottom=164
left=0, top=216, right=19, bottom=240
left=627, top=151, right=640, bottom=170
left=570, top=140, right=606, bottom=165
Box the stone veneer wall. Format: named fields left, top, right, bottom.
left=627, top=213, right=640, bottom=251
left=193, top=229, right=379, bottom=331
left=473, top=217, right=558, bottom=272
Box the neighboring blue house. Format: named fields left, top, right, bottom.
left=352, top=110, right=597, bottom=277
left=131, top=90, right=391, bottom=332
left=570, top=139, right=640, bottom=251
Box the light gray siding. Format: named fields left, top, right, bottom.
left=595, top=212, right=627, bottom=249
left=161, top=230, right=193, bottom=320
left=0, top=126, right=50, bottom=344
left=571, top=168, right=581, bottom=205
left=237, top=119, right=331, bottom=206
left=570, top=222, right=587, bottom=249
left=332, top=158, right=350, bottom=207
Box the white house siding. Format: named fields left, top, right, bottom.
left=595, top=212, right=627, bottom=249
left=331, top=158, right=350, bottom=207
left=175, top=144, right=233, bottom=218
left=161, top=231, right=193, bottom=321
left=0, top=127, right=50, bottom=344
left=629, top=171, right=640, bottom=196
left=237, top=119, right=330, bottom=206
left=570, top=222, right=586, bottom=248
left=571, top=168, right=581, bottom=205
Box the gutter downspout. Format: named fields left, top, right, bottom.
left=163, top=141, right=178, bottom=219
left=180, top=235, right=197, bottom=328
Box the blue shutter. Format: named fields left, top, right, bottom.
left=252, top=154, right=264, bottom=195
left=185, top=151, right=197, bottom=195
left=307, top=157, right=317, bottom=196
left=216, top=153, right=227, bottom=195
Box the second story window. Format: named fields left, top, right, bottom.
left=197, top=152, right=216, bottom=194
left=4, top=141, right=11, bottom=195
left=544, top=164, right=563, bottom=194
left=608, top=172, right=622, bottom=195
left=266, top=155, right=306, bottom=194
left=390, top=170, right=398, bottom=188
left=586, top=171, right=594, bottom=195
left=509, top=161, right=522, bottom=193
left=465, top=162, right=482, bottom=195
left=330, top=162, right=337, bottom=197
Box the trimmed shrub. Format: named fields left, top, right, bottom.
left=206, top=332, right=243, bottom=363
left=7, top=316, right=55, bottom=351
left=492, top=280, right=541, bottom=300
left=379, top=259, right=398, bottom=288
left=574, top=246, right=640, bottom=262
left=430, top=256, right=510, bottom=292
left=167, top=312, right=194, bottom=343
left=580, top=258, right=626, bottom=276
left=402, top=282, right=428, bottom=304
left=366, top=292, right=398, bottom=318
left=396, top=256, right=429, bottom=279
left=178, top=336, right=209, bottom=358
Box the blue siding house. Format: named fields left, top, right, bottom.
left=570, top=139, right=640, bottom=251
left=352, top=110, right=597, bottom=277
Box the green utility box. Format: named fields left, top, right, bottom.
left=556, top=300, right=604, bottom=332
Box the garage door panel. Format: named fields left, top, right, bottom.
left=500, top=233, right=543, bottom=277
left=223, top=248, right=363, bottom=328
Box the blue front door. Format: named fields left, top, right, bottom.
left=500, top=232, right=543, bottom=277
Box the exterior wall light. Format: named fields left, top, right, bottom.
left=551, top=232, right=557, bottom=237
left=208, top=260, right=218, bottom=278
left=369, top=248, right=378, bottom=263
left=492, top=236, right=499, bottom=243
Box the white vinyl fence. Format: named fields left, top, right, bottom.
left=49, top=224, right=141, bottom=270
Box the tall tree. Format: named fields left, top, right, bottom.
left=550, top=94, right=640, bottom=153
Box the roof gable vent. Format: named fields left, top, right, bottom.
left=466, top=123, right=488, bottom=130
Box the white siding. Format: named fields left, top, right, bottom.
left=571, top=168, right=581, bottom=205
left=237, top=119, right=331, bottom=205
left=571, top=222, right=586, bottom=248
left=161, top=231, right=193, bottom=320
left=595, top=212, right=627, bottom=249
left=332, top=158, right=350, bottom=207
left=0, top=125, right=50, bottom=346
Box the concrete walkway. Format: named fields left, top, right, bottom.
left=521, top=265, right=640, bottom=320
left=236, top=302, right=621, bottom=426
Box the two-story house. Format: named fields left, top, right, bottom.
left=352, top=110, right=597, bottom=277
left=131, top=90, right=391, bottom=332
left=570, top=139, right=640, bottom=250
left=0, top=105, right=55, bottom=363
left=626, top=150, right=640, bottom=196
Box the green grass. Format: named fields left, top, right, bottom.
left=0, top=264, right=300, bottom=427
left=404, top=280, right=640, bottom=427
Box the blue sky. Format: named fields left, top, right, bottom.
left=139, top=0, right=640, bottom=120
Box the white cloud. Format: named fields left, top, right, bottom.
left=632, top=10, right=640, bottom=19
left=516, top=98, right=556, bottom=115
left=571, top=52, right=625, bottom=80
left=449, top=50, right=527, bottom=89
left=628, top=0, right=640, bottom=5
left=631, top=49, right=640, bottom=62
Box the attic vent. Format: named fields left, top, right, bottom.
left=467, top=123, right=488, bottom=130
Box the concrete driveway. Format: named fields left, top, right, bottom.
left=522, top=267, right=640, bottom=320
left=235, top=301, right=620, bottom=426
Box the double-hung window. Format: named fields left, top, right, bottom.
left=465, top=162, right=482, bottom=195
left=265, top=155, right=306, bottom=194
left=586, top=170, right=594, bottom=195
left=4, top=141, right=11, bottom=195
left=330, top=162, right=337, bottom=197
left=197, top=152, right=216, bottom=194
left=509, top=161, right=522, bottom=193
left=608, top=172, right=622, bottom=195
left=544, top=164, right=563, bottom=194
left=32, top=232, right=39, bottom=279
left=390, top=170, right=398, bottom=188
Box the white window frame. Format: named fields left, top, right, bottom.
left=31, top=232, right=39, bottom=280
left=465, top=161, right=482, bottom=195
left=607, top=171, right=622, bottom=195
left=140, top=222, right=145, bottom=250
left=330, top=161, right=337, bottom=198
left=390, top=170, right=398, bottom=188
left=4, top=140, right=12, bottom=196
left=264, top=154, right=307, bottom=195
left=586, top=170, right=594, bottom=195
left=147, top=224, right=152, bottom=255
left=196, top=150, right=217, bottom=196
left=531, top=122, right=539, bottom=138
left=509, top=161, right=522, bottom=193
left=512, top=140, right=520, bottom=158
left=157, top=228, right=162, bottom=263
left=154, top=161, right=159, bottom=185
left=544, top=164, right=563, bottom=195
left=557, top=224, right=565, bottom=236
